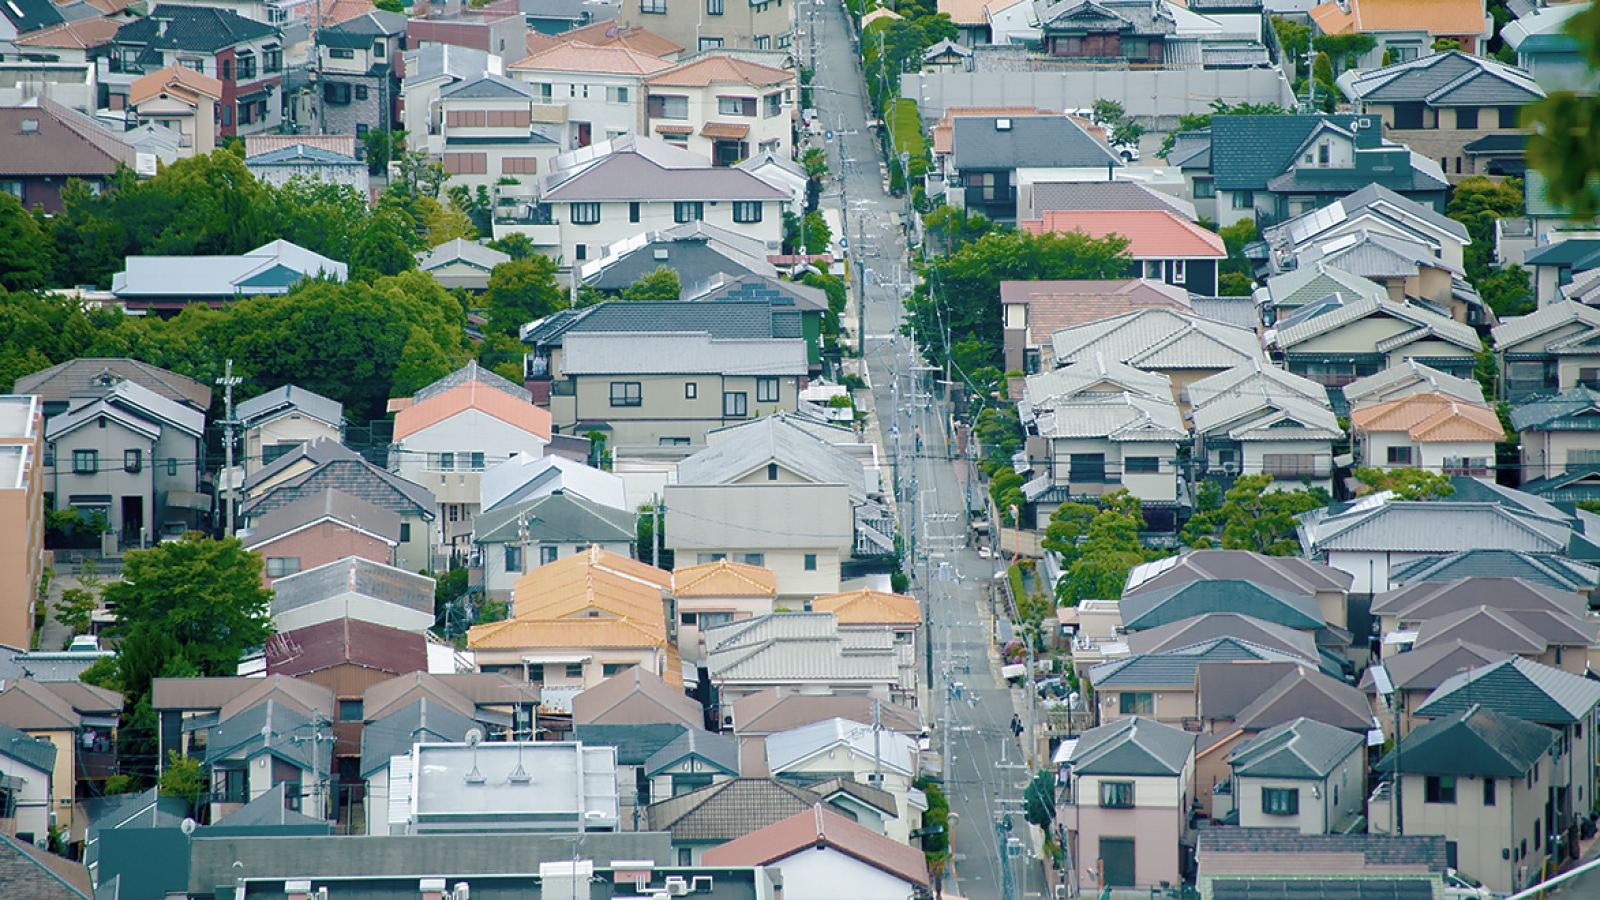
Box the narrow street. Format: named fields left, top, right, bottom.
left=805, top=5, right=1040, bottom=899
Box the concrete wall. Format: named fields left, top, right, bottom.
left=1520, top=428, right=1600, bottom=483
left=903, top=69, right=1293, bottom=120
left=245, top=415, right=341, bottom=472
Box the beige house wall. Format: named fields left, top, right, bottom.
left=563, top=373, right=801, bottom=447
left=245, top=414, right=340, bottom=472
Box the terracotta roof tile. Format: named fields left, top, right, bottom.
left=654, top=124, right=694, bottom=135
left=0, top=98, right=134, bottom=178
left=510, top=40, right=673, bottom=75
left=1349, top=391, right=1504, bottom=442
left=644, top=55, right=793, bottom=87
left=1024, top=292, right=1190, bottom=341
left=1311, top=0, right=1486, bottom=36
left=702, top=803, right=930, bottom=886
left=701, top=122, right=750, bottom=139
left=13, top=16, right=120, bottom=49
left=812, top=589, right=922, bottom=625
left=1022, top=210, right=1227, bottom=259
left=525, top=30, right=561, bottom=56
left=674, top=559, right=778, bottom=596
left=130, top=63, right=224, bottom=105
left=560, top=21, right=685, bottom=57
left=392, top=381, right=552, bottom=441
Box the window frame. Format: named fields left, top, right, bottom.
left=266, top=557, right=302, bottom=577
left=610, top=381, right=643, bottom=407
left=674, top=201, right=704, bottom=223
left=1425, top=775, right=1457, bottom=804
left=1118, top=691, right=1153, bottom=715
left=124, top=449, right=142, bottom=474
left=570, top=202, right=602, bottom=225
left=756, top=376, right=780, bottom=403
left=723, top=391, right=748, bottom=418
left=1098, top=781, right=1135, bottom=809
left=1385, top=445, right=1414, bottom=466
left=72, top=449, right=97, bottom=474
left=505, top=544, right=522, bottom=574
left=1261, top=786, right=1300, bottom=816
left=685, top=382, right=698, bottom=399
left=734, top=200, right=763, bottom=224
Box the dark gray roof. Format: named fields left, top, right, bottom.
left=270, top=557, right=434, bottom=617
left=205, top=699, right=317, bottom=770
left=1120, top=579, right=1325, bottom=632
left=1387, top=549, right=1598, bottom=591
left=1210, top=115, right=1353, bottom=191
left=1359, top=639, right=1508, bottom=694
left=246, top=145, right=364, bottom=167
left=0, top=0, right=63, bottom=35
left=212, top=782, right=327, bottom=828
left=950, top=115, right=1122, bottom=172
left=1376, top=704, right=1556, bottom=777
left=1521, top=239, right=1600, bottom=270
left=441, top=72, right=539, bottom=100
left=1131, top=615, right=1319, bottom=662
left=1370, top=576, right=1586, bottom=623
left=115, top=5, right=277, bottom=54
left=241, top=458, right=436, bottom=521
left=241, top=488, right=400, bottom=549
left=1196, top=660, right=1302, bottom=720
left=675, top=415, right=866, bottom=500
left=1510, top=386, right=1600, bottom=432
left=681, top=272, right=828, bottom=312
left=643, top=728, right=739, bottom=778
left=524, top=299, right=797, bottom=347
left=1227, top=717, right=1363, bottom=779
left=1265, top=165, right=1449, bottom=197
left=1340, top=50, right=1544, bottom=107
left=13, top=358, right=211, bottom=411
left=87, top=788, right=188, bottom=834
left=539, top=136, right=788, bottom=203
left=1414, top=656, right=1600, bottom=726
left=1068, top=716, right=1195, bottom=776
left=1037, top=0, right=1177, bottom=35
left=359, top=697, right=480, bottom=777
left=1231, top=666, right=1373, bottom=732
left=646, top=778, right=820, bottom=843
left=574, top=722, right=690, bottom=765
left=0, top=721, right=55, bottom=773
left=1209, top=879, right=1432, bottom=899
left=322, top=9, right=406, bottom=38
left=1197, top=828, right=1446, bottom=871
left=241, top=435, right=361, bottom=491
left=1091, top=638, right=1313, bottom=689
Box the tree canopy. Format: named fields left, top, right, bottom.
left=1447, top=176, right=1531, bottom=316
left=1352, top=467, right=1456, bottom=500
left=1042, top=491, right=1167, bottom=605
left=1525, top=5, right=1600, bottom=216
left=483, top=256, right=567, bottom=338
left=1180, top=476, right=1330, bottom=556
left=621, top=265, right=682, bottom=303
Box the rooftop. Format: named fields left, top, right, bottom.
left=1227, top=716, right=1364, bottom=779
left=1022, top=209, right=1226, bottom=259
left=1069, top=715, right=1195, bottom=776
left=701, top=804, right=929, bottom=887
left=1375, top=704, right=1555, bottom=778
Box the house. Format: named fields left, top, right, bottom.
left=13, top=359, right=210, bottom=419
left=577, top=221, right=778, bottom=294
left=1020, top=210, right=1226, bottom=295
left=672, top=559, right=777, bottom=661
left=552, top=20, right=684, bottom=58
left=573, top=665, right=703, bottom=730
left=611, top=0, right=789, bottom=57
left=0, top=721, right=56, bottom=845
left=737, top=151, right=809, bottom=217
left=399, top=43, right=497, bottom=154
left=236, top=384, right=343, bottom=470
left=1308, top=0, right=1491, bottom=62
left=0, top=395, right=44, bottom=651
left=112, top=5, right=283, bottom=137
left=1191, top=388, right=1342, bottom=488
left=358, top=696, right=483, bottom=834
left=1259, top=183, right=1473, bottom=282
left=1511, top=387, right=1600, bottom=498
left=947, top=115, right=1122, bottom=224
left=0, top=97, right=134, bottom=213
left=643, top=55, right=794, bottom=166
left=390, top=361, right=552, bottom=549
left=435, top=72, right=563, bottom=193
left=1124, top=549, right=1354, bottom=630
left=702, top=804, right=929, bottom=900
left=1338, top=51, right=1544, bottom=182
left=1020, top=387, right=1188, bottom=516
left=1034, top=0, right=1181, bottom=64
left=361, top=670, right=539, bottom=742
left=264, top=617, right=429, bottom=755
left=702, top=613, right=903, bottom=707
left=1059, top=716, right=1197, bottom=892
left=1523, top=238, right=1600, bottom=309
left=240, top=488, right=401, bottom=585
left=679, top=273, right=829, bottom=374
left=1050, top=308, right=1266, bottom=407
left=811, top=589, right=921, bottom=694
left=1494, top=300, right=1600, bottom=403
left=1349, top=391, right=1503, bottom=476
left=1254, top=263, right=1388, bottom=328
left=1267, top=295, right=1482, bottom=388
left=406, top=0, right=529, bottom=61
left=1385, top=549, right=1598, bottom=594
left=129, top=64, right=222, bottom=157
left=763, top=717, right=923, bottom=844
left=1088, top=637, right=1318, bottom=728
left=270, top=556, right=435, bottom=633
left=44, top=379, right=207, bottom=548
left=1370, top=705, right=1556, bottom=894
left=110, top=239, right=348, bottom=315
left=647, top=778, right=823, bottom=865
left=1121, top=579, right=1328, bottom=635
left=1184, top=359, right=1329, bottom=412
left=1342, top=359, right=1485, bottom=410
left=310, top=10, right=406, bottom=138
left=1360, top=638, right=1507, bottom=740
left=415, top=237, right=511, bottom=291
left=1282, top=232, right=1475, bottom=323
left=0, top=679, right=123, bottom=841
left=244, top=143, right=370, bottom=192
left=1025, top=355, right=1174, bottom=409
left=999, top=279, right=1191, bottom=374
left=1206, top=114, right=1449, bottom=228
left=727, top=689, right=922, bottom=738
left=479, top=451, right=627, bottom=513
left=1195, top=829, right=1450, bottom=900
left=386, top=739, right=621, bottom=834
left=1502, top=1, right=1596, bottom=95
left=151, top=675, right=335, bottom=775
left=1225, top=717, right=1364, bottom=834
left=644, top=727, right=739, bottom=802
left=472, top=489, right=637, bottom=600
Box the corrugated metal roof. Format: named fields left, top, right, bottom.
left=271, top=556, right=435, bottom=616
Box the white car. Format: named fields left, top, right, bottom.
left=1442, top=869, right=1496, bottom=900
left=1115, top=142, right=1141, bottom=163
left=67, top=635, right=100, bottom=652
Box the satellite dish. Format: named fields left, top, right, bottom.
left=465, top=728, right=483, bottom=746
left=181, top=818, right=198, bottom=835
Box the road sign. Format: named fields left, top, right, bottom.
left=824, top=130, right=835, bottom=141
left=838, top=237, right=848, bottom=248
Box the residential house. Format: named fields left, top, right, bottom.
left=642, top=55, right=792, bottom=165
left=1349, top=391, right=1503, bottom=476
left=0, top=395, right=44, bottom=651
left=473, top=489, right=637, bottom=600
left=999, top=279, right=1191, bottom=374
left=1123, top=549, right=1354, bottom=632
left=1259, top=183, right=1473, bottom=281
left=244, top=143, right=370, bottom=192
left=311, top=10, right=406, bottom=137
left=552, top=20, right=685, bottom=59
left=270, top=556, right=436, bottom=633
left=647, top=778, right=822, bottom=865
left=1191, top=388, right=1342, bottom=489
left=1206, top=114, right=1449, bottom=229
left=406, top=0, right=529, bottom=61
left=43, top=379, right=206, bottom=547
left=702, top=613, right=903, bottom=707
left=150, top=675, right=336, bottom=776
left=1502, top=1, right=1596, bottom=95
left=1518, top=170, right=1600, bottom=250
left=1405, top=603, right=1591, bottom=675
left=644, top=727, right=738, bottom=802
left=1523, top=238, right=1600, bottom=309
left=1020, top=210, right=1226, bottom=295
left=264, top=617, right=429, bottom=755
left=735, top=151, right=808, bottom=216
left=1020, top=388, right=1187, bottom=517
left=8, top=14, right=119, bottom=63
left=1033, top=0, right=1182, bottom=64
left=110, top=239, right=348, bottom=315
left=679, top=273, right=829, bottom=375
left=390, top=361, right=552, bottom=549
left=236, top=384, right=343, bottom=470
left=1512, top=387, right=1600, bottom=500
left=612, top=0, right=789, bottom=56
left=479, top=451, right=628, bottom=513
left=1370, top=705, right=1556, bottom=894
left=1385, top=549, right=1598, bottom=595
left=1024, top=355, right=1175, bottom=410
left=112, top=5, right=283, bottom=137
left=1254, top=263, right=1389, bottom=328
left=1360, top=638, right=1508, bottom=740
left=399, top=43, right=497, bottom=154
left=1370, top=576, right=1588, bottom=661
left=572, top=665, right=703, bottom=731
left=240, top=444, right=437, bottom=571
left=1267, top=295, right=1482, bottom=388
left=0, top=721, right=56, bottom=845
left=1280, top=231, right=1478, bottom=325
left=1195, top=830, right=1451, bottom=900
left=1184, top=359, right=1330, bottom=411
left=1338, top=51, right=1543, bottom=182
left=203, top=690, right=345, bottom=823
left=703, top=804, right=928, bottom=900
left=1059, top=716, right=1197, bottom=892
left=13, top=359, right=210, bottom=420
left=0, top=679, right=122, bottom=841
left=1050, top=308, right=1266, bottom=407
left=0, top=831, right=91, bottom=900
left=1308, top=0, right=1491, bottom=62
left=240, top=488, right=401, bottom=585
left=763, top=717, right=923, bottom=844
left=672, top=559, right=777, bottom=661
left=0, top=97, right=134, bottom=213
left=810, top=589, right=921, bottom=695
left=358, top=696, right=490, bottom=834
left=947, top=115, right=1122, bottom=224
left=1225, top=717, right=1364, bottom=834
left=1087, top=637, right=1317, bottom=728
left=1342, top=359, right=1486, bottom=411
left=361, top=671, right=539, bottom=751
left=1120, top=580, right=1328, bottom=636
left=435, top=72, right=562, bottom=193
left=128, top=63, right=221, bottom=156
left=727, top=689, right=922, bottom=738
left=1494, top=301, right=1600, bottom=403
left=415, top=237, right=511, bottom=291
left=577, top=221, right=778, bottom=295
left=499, top=0, right=615, bottom=37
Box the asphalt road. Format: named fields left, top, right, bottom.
left=804, top=6, right=1040, bottom=898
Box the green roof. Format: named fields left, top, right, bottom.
left=1413, top=656, right=1600, bottom=725
left=1210, top=115, right=1352, bottom=191
left=1374, top=704, right=1555, bottom=777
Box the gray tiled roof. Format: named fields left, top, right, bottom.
left=1269, top=294, right=1480, bottom=352
left=359, top=697, right=481, bottom=777
left=270, top=557, right=435, bottom=617
left=1120, top=579, right=1325, bottom=632
left=1374, top=704, right=1556, bottom=777
left=1412, top=603, right=1592, bottom=655
left=1386, top=550, right=1598, bottom=591
left=579, top=221, right=776, bottom=291
left=1032, top=391, right=1187, bottom=442
left=241, top=488, right=401, bottom=549
left=681, top=273, right=828, bottom=313
left=1264, top=162, right=1449, bottom=197
left=1189, top=296, right=1258, bottom=330
left=204, top=699, right=316, bottom=770
left=530, top=300, right=795, bottom=347
left=1036, top=0, right=1177, bottom=36
left=0, top=721, right=55, bottom=773
left=1197, top=828, right=1447, bottom=871
left=241, top=458, right=436, bottom=520
left=416, top=238, right=512, bottom=274
left=704, top=614, right=898, bottom=686
left=441, top=72, right=538, bottom=100
left=1230, top=666, right=1372, bottom=732
left=574, top=722, right=690, bottom=766
left=1090, top=637, right=1313, bottom=688
left=1339, top=50, right=1544, bottom=106
left=1195, top=660, right=1302, bottom=719
left=540, top=135, right=789, bottom=203
left=1024, top=356, right=1172, bottom=408
left=236, top=384, right=343, bottom=431
left=646, top=778, right=820, bottom=843
left=1414, top=656, right=1600, bottom=725
left=246, top=145, right=363, bottom=166
left=1269, top=183, right=1469, bottom=250
left=561, top=332, right=808, bottom=377
left=1185, top=360, right=1328, bottom=409
left=644, top=727, right=739, bottom=777
left=1068, top=716, right=1194, bottom=776
left=1342, top=360, right=1485, bottom=407
left=12, top=358, right=211, bottom=410
left=1124, top=549, right=1352, bottom=595
left=1029, top=181, right=1195, bottom=219
left=1360, top=639, right=1508, bottom=693
left=115, top=4, right=277, bottom=54
left=1491, top=299, right=1600, bottom=350
left=1510, top=386, right=1600, bottom=431
left=1051, top=307, right=1263, bottom=371
left=675, top=416, right=866, bottom=500
left=472, top=490, right=635, bottom=545
left=1263, top=263, right=1387, bottom=309
left=1369, top=576, right=1586, bottom=622
left=414, top=360, right=530, bottom=404
left=1189, top=390, right=1340, bottom=442
left=949, top=115, right=1122, bottom=172
left=1227, top=717, right=1363, bottom=779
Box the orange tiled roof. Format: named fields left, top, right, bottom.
left=562, top=21, right=686, bottom=57
left=14, top=17, right=119, bottom=49
left=392, top=381, right=553, bottom=441
left=316, top=0, right=378, bottom=26
left=674, top=559, right=778, bottom=597
left=80, top=0, right=134, bottom=14
left=938, top=0, right=1022, bottom=25
left=130, top=63, right=224, bottom=106
left=526, top=31, right=563, bottom=57
left=701, top=122, right=751, bottom=139
left=513, top=566, right=668, bottom=624
left=467, top=616, right=669, bottom=649
left=1349, top=391, right=1504, bottom=442
left=1024, top=292, right=1189, bottom=342
left=645, top=55, right=793, bottom=87
left=655, top=124, right=694, bottom=135
left=1310, top=0, right=1486, bottom=37
left=1022, top=210, right=1226, bottom=259
left=812, top=589, right=922, bottom=626
left=510, top=41, right=673, bottom=76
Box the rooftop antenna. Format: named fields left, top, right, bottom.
left=509, top=738, right=531, bottom=783
left=464, top=728, right=485, bottom=783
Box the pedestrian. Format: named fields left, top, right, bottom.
left=1011, top=713, right=1023, bottom=745
left=915, top=427, right=923, bottom=451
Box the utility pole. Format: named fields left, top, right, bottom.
left=651, top=499, right=661, bottom=568
left=217, top=359, right=242, bottom=536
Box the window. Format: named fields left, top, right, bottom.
left=1536, top=819, right=1542, bottom=850
left=641, top=0, right=665, bottom=11
left=742, top=553, right=764, bottom=566
left=649, top=95, right=689, bottom=119
left=400, top=523, right=411, bottom=542
left=1386, top=446, right=1413, bottom=465
left=1124, top=457, right=1158, bottom=474
left=734, top=201, right=764, bottom=223
left=221, top=59, right=233, bottom=81
left=1099, top=781, right=1134, bottom=808
left=699, top=37, right=723, bottom=51
left=603, top=663, right=631, bottom=677
left=1231, top=190, right=1254, bottom=209
left=355, top=85, right=368, bottom=101
left=527, top=664, right=545, bottom=682
left=723, top=392, right=748, bottom=417
left=1425, top=775, right=1457, bottom=804
left=607, top=86, right=629, bottom=103
left=610, top=381, right=643, bottom=407
left=685, top=382, right=697, bottom=399
left=629, top=201, right=641, bottom=223
left=264, top=47, right=282, bottom=72
left=72, top=450, right=96, bottom=474
left=764, top=92, right=783, bottom=118
left=1193, top=178, right=1215, bottom=199
left=540, top=545, right=558, bottom=565
left=1317, top=142, right=1330, bottom=165
left=1263, top=454, right=1315, bottom=477
left=1261, top=787, right=1300, bottom=816
left=698, top=553, right=728, bottom=563
left=1456, top=107, right=1479, bottom=129
left=675, top=201, right=704, bottom=223
left=682, top=612, right=698, bottom=625
left=530, top=82, right=553, bottom=103
left=339, top=699, right=363, bottom=721
left=469, top=452, right=485, bottom=471
left=1484, top=778, right=1496, bottom=806
left=565, top=663, right=584, bottom=678
left=757, top=377, right=780, bottom=403
left=0, top=181, right=20, bottom=201
left=1119, top=692, right=1153, bottom=715
left=1070, top=453, right=1107, bottom=484
left=767, top=463, right=779, bottom=480
left=575, top=244, right=587, bottom=261
left=236, top=53, right=256, bottom=81
left=216, top=767, right=248, bottom=804
left=1169, top=260, right=1186, bottom=282
left=266, top=557, right=302, bottom=577
left=570, top=202, right=601, bottom=224
left=356, top=124, right=370, bottom=137
left=330, top=47, right=355, bottom=59
left=505, top=545, right=522, bottom=574
left=804, top=553, right=817, bottom=571
left=124, top=449, right=142, bottom=473
left=1144, top=260, right=1162, bottom=279
left=323, top=82, right=352, bottom=105
left=1500, top=106, right=1520, bottom=128
left=718, top=96, right=757, bottom=117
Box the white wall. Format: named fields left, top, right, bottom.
left=767, top=845, right=920, bottom=900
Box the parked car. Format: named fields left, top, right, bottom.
left=1442, top=869, right=1495, bottom=900
left=67, top=635, right=100, bottom=652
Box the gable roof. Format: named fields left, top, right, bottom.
left=1339, top=50, right=1544, bottom=107
left=1410, top=603, right=1587, bottom=655
left=241, top=458, right=436, bottom=521
left=1134, top=616, right=1320, bottom=662
left=45, top=379, right=205, bottom=443
left=558, top=21, right=684, bottom=57
left=242, top=488, right=401, bottom=551
left=0, top=678, right=87, bottom=730
left=0, top=98, right=135, bottom=180
left=1125, top=549, right=1352, bottom=596
left=540, top=135, right=789, bottom=203
left=414, top=359, right=531, bottom=405
left=1091, top=637, right=1316, bottom=689
left=0, top=834, right=90, bottom=900
left=674, top=415, right=865, bottom=500
left=1031, top=391, right=1188, bottom=442
left=510, top=40, right=673, bottom=75
left=1361, top=639, right=1508, bottom=693
left=130, top=63, right=224, bottom=105
left=470, top=490, right=634, bottom=545
left=1025, top=356, right=1174, bottom=408
left=1262, top=263, right=1389, bottom=310
left=1492, top=299, right=1600, bottom=350
left=1342, top=359, right=1485, bottom=408
left=1297, top=229, right=1462, bottom=279
left=111, top=240, right=348, bottom=300
left=950, top=114, right=1122, bottom=171
left=1510, top=385, right=1600, bottom=432
left=1386, top=549, right=1598, bottom=592
left=1022, top=210, right=1226, bottom=259
left=644, top=54, right=792, bottom=87
left=1030, top=181, right=1198, bottom=220
left=729, top=689, right=921, bottom=736
left=416, top=237, right=512, bottom=273
left=704, top=614, right=899, bottom=687
left=646, top=777, right=821, bottom=842
left=1227, top=717, right=1363, bottom=779
left=1268, top=182, right=1470, bottom=250
left=1069, top=715, right=1195, bottom=776
left=212, top=781, right=331, bottom=829
left=811, top=589, right=922, bottom=626
left=264, top=617, right=428, bottom=679
left=1190, top=389, right=1341, bottom=442
left=764, top=716, right=916, bottom=776
left=673, top=559, right=778, bottom=597
left=644, top=727, right=739, bottom=777
left=1230, top=666, right=1373, bottom=732
left=1349, top=391, right=1503, bottom=442
left=270, top=556, right=436, bottom=619
left=13, top=358, right=210, bottom=410
left=1414, top=656, right=1600, bottom=725
left=1375, top=704, right=1555, bottom=777
left=1371, top=575, right=1587, bottom=622
left=1308, top=0, right=1495, bottom=39
left=115, top=4, right=278, bottom=53
left=702, top=804, right=929, bottom=886
left=236, top=384, right=343, bottom=431
left=578, top=221, right=777, bottom=288
left=1121, top=579, right=1326, bottom=632
left=1051, top=307, right=1263, bottom=371
left=359, top=696, right=479, bottom=777
left=1185, top=359, right=1329, bottom=410
left=394, top=381, right=551, bottom=442
left=1270, top=295, right=1481, bottom=353
left=1210, top=115, right=1352, bottom=191
left=572, top=665, right=703, bottom=727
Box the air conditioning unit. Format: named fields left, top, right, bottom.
left=691, top=876, right=714, bottom=893
left=1055, top=886, right=1070, bottom=899
left=665, top=876, right=690, bottom=896
left=452, top=883, right=471, bottom=900
left=1222, top=462, right=1239, bottom=475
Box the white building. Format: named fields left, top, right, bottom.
left=643, top=55, right=794, bottom=166
left=507, top=41, right=673, bottom=149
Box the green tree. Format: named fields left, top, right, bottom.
left=1158, top=99, right=1290, bottom=157
left=158, top=752, right=206, bottom=804
left=348, top=210, right=418, bottom=282
left=1024, top=769, right=1056, bottom=829
left=635, top=501, right=672, bottom=568
left=1217, top=219, right=1258, bottom=295
left=620, top=265, right=681, bottom=303
left=483, top=256, right=566, bottom=336
left=1448, top=176, right=1531, bottom=316
left=0, top=193, right=55, bottom=290
left=55, top=588, right=96, bottom=637
left=803, top=211, right=832, bottom=255
left=1090, top=99, right=1126, bottom=125
left=1045, top=492, right=1160, bottom=605
left=1312, top=33, right=1376, bottom=72
left=1181, top=475, right=1329, bottom=555
left=488, top=233, right=537, bottom=260
left=921, top=204, right=991, bottom=256
left=1352, top=467, right=1457, bottom=500
left=1271, top=16, right=1311, bottom=77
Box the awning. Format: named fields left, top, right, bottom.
left=521, top=655, right=592, bottom=665
left=68, top=495, right=112, bottom=507
left=701, top=122, right=750, bottom=139
left=654, top=124, right=693, bottom=135
left=166, top=491, right=212, bottom=511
